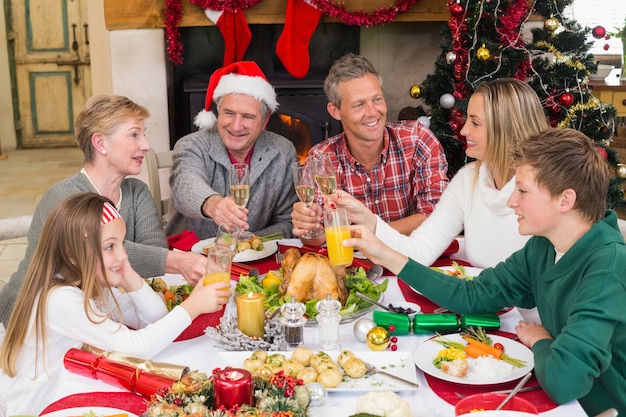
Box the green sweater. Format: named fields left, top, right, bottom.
left=399, top=210, right=626, bottom=416
left=0, top=173, right=168, bottom=326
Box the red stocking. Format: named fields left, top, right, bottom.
left=205, top=9, right=252, bottom=65
left=276, top=0, right=323, bottom=78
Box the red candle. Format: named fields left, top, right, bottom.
left=213, top=368, right=253, bottom=410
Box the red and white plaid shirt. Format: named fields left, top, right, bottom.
left=308, top=119, right=449, bottom=222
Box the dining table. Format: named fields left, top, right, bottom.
left=39, top=238, right=589, bottom=417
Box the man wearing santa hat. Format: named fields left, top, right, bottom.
left=291, top=53, right=449, bottom=244
left=166, top=61, right=298, bottom=240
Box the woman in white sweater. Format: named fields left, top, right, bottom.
left=332, top=78, right=549, bottom=269
left=0, top=193, right=231, bottom=415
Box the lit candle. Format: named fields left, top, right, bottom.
left=213, top=368, right=253, bottom=409
left=236, top=292, right=265, bottom=337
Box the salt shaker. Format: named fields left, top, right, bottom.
left=281, top=297, right=307, bottom=349
left=316, top=294, right=342, bottom=350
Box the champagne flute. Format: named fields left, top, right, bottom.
left=229, top=163, right=254, bottom=241
left=215, top=224, right=239, bottom=259
left=313, top=153, right=337, bottom=197
left=292, top=160, right=322, bottom=239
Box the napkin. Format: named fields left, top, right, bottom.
left=40, top=392, right=147, bottom=415
left=167, top=230, right=200, bottom=251
left=63, top=348, right=176, bottom=397
left=175, top=310, right=225, bottom=341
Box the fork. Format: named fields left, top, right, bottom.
left=364, top=362, right=419, bottom=388
left=275, top=251, right=284, bottom=264
left=455, top=385, right=542, bottom=398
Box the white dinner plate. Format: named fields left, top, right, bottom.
left=41, top=406, right=138, bottom=417
left=410, top=266, right=484, bottom=294
left=211, top=350, right=419, bottom=391
left=308, top=406, right=436, bottom=417
left=414, top=333, right=534, bottom=385
left=191, top=238, right=278, bottom=262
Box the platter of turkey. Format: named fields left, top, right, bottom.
left=235, top=248, right=388, bottom=325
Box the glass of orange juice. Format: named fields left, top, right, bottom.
left=323, top=208, right=353, bottom=267
left=204, top=246, right=232, bottom=287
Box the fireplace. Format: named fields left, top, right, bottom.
left=170, top=23, right=359, bottom=156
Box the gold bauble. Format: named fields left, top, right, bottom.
left=544, top=17, right=559, bottom=32
left=617, top=164, right=626, bottom=179
left=366, top=327, right=390, bottom=351
left=409, top=85, right=422, bottom=99
left=476, top=44, right=491, bottom=61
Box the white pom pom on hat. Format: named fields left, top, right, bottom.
left=194, top=61, right=279, bottom=130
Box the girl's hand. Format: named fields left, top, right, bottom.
left=118, top=259, right=144, bottom=293
left=180, top=281, right=232, bottom=319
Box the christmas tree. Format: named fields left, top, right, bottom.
left=412, top=0, right=625, bottom=209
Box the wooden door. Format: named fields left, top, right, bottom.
left=11, top=0, right=91, bottom=147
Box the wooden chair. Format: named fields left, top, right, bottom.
left=145, top=148, right=174, bottom=225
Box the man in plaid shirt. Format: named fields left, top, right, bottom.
left=292, top=53, right=449, bottom=245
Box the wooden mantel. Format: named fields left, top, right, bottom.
left=103, top=0, right=450, bottom=30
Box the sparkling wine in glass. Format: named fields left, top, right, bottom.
left=230, top=163, right=250, bottom=209
left=292, top=160, right=322, bottom=239
left=313, top=153, right=337, bottom=197
left=230, top=163, right=253, bottom=241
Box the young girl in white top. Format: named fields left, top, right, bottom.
left=0, top=193, right=231, bottom=415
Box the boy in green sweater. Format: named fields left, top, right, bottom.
left=346, top=128, right=626, bottom=415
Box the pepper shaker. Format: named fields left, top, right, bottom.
left=281, top=297, right=307, bottom=349
left=316, top=294, right=342, bottom=350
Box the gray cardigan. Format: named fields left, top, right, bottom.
left=0, top=174, right=168, bottom=326
left=166, top=129, right=299, bottom=240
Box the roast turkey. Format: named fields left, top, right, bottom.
left=279, top=248, right=348, bottom=304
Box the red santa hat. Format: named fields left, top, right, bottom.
left=194, top=61, right=278, bottom=130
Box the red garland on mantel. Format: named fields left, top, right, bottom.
left=308, top=0, right=420, bottom=27
left=164, top=0, right=421, bottom=64
left=164, top=0, right=263, bottom=64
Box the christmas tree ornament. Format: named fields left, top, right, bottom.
left=366, top=327, right=390, bottom=351
left=476, top=44, right=491, bottom=61
left=305, top=382, right=327, bottom=406
left=450, top=2, right=464, bottom=16
left=603, top=44, right=610, bottom=51
left=417, top=115, right=431, bottom=129
left=205, top=10, right=253, bottom=66
left=409, top=84, right=422, bottom=99
left=558, top=92, right=574, bottom=107
left=617, top=164, right=626, bottom=179
left=592, top=25, right=606, bottom=39
left=544, top=16, right=559, bottom=32
left=276, top=0, right=323, bottom=78
left=596, top=146, right=608, bottom=161
left=353, top=317, right=376, bottom=342
left=446, top=51, right=457, bottom=64
left=439, top=93, right=456, bottom=109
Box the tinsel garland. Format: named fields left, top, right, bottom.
left=497, top=0, right=533, bottom=80
left=447, top=0, right=469, bottom=139
left=163, top=0, right=263, bottom=64
left=307, top=0, right=420, bottom=27
left=535, top=40, right=586, bottom=71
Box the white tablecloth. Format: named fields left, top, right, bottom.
left=50, top=273, right=588, bottom=417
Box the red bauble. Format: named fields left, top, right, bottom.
left=596, top=146, right=608, bottom=161
left=450, top=3, right=464, bottom=16
left=558, top=92, right=574, bottom=107
left=592, top=25, right=606, bottom=39
left=605, top=35, right=611, bottom=40
left=604, top=44, right=610, bottom=51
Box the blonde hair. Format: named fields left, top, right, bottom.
left=472, top=79, right=549, bottom=185
left=515, top=128, right=609, bottom=223
left=0, top=193, right=121, bottom=377
left=75, top=95, right=150, bottom=163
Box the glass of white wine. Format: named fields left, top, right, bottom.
left=313, top=153, right=337, bottom=197
left=229, top=163, right=254, bottom=241
left=291, top=160, right=322, bottom=239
